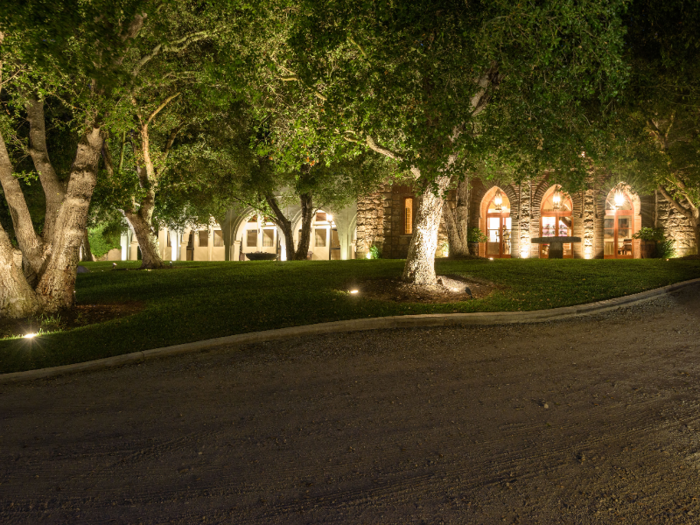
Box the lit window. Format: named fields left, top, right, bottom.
left=213, top=230, right=224, bottom=247
left=404, top=198, right=413, bottom=235
left=198, top=230, right=208, bottom=247
left=262, top=229, right=275, bottom=247
left=246, top=229, right=257, bottom=247
left=315, top=228, right=327, bottom=247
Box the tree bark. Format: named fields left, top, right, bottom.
left=81, top=230, right=94, bottom=262
left=294, top=192, right=314, bottom=260
left=122, top=196, right=164, bottom=269
left=402, top=176, right=451, bottom=285
left=25, top=96, right=66, bottom=245
left=442, top=177, right=470, bottom=258
left=0, top=228, right=41, bottom=318
left=264, top=192, right=296, bottom=261
left=35, top=126, right=103, bottom=313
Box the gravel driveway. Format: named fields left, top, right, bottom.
left=2, top=284, right=700, bottom=524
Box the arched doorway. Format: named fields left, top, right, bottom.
left=604, top=188, right=634, bottom=258
left=482, top=188, right=512, bottom=258
left=540, top=187, right=573, bottom=258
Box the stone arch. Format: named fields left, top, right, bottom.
left=599, top=182, right=642, bottom=258
left=478, top=185, right=515, bottom=258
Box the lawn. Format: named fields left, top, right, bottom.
left=1, top=258, right=699, bottom=374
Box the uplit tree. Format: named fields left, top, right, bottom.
left=0, top=1, right=235, bottom=317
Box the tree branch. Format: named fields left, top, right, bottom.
left=658, top=184, right=693, bottom=219
left=146, top=92, right=181, bottom=125
left=132, top=31, right=211, bottom=78
left=25, top=96, right=65, bottom=244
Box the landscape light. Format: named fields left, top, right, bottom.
left=327, top=214, right=333, bottom=222
left=24, top=333, right=37, bottom=339
left=489, top=257, right=494, bottom=261
left=365, top=252, right=372, bottom=259
left=349, top=289, right=359, bottom=294
left=614, top=191, right=625, bottom=208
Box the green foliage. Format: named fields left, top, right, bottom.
left=369, top=244, right=381, bottom=259
left=657, top=239, right=676, bottom=259
left=633, top=227, right=665, bottom=242
left=88, top=225, right=122, bottom=259
left=467, top=227, right=488, bottom=244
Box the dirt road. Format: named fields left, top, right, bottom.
left=2, top=285, right=700, bottom=524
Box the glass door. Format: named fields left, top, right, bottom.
left=486, top=216, right=512, bottom=257
left=605, top=215, right=633, bottom=258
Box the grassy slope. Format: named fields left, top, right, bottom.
left=1, top=258, right=699, bottom=374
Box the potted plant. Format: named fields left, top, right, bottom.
left=467, top=227, right=488, bottom=256
left=632, top=227, right=664, bottom=258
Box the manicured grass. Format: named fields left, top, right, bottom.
left=1, top=258, right=699, bottom=374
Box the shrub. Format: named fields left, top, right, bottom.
left=369, top=244, right=381, bottom=259
left=467, top=227, right=488, bottom=244
left=88, top=224, right=122, bottom=259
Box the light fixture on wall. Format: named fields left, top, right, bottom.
left=614, top=190, right=625, bottom=208
left=552, top=187, right=562, bottom=210
left=494, top=190, right=503, bottom=211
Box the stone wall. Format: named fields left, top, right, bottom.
left=656, top=191, right=698, bottom=256
left=355, top=185, right=388, bottom=258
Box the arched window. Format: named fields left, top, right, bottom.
left=540, top=187, right=573, bottom=258
left=484, top=189, right=512, bottom=258
left=604, top=189, right=634, bottom=258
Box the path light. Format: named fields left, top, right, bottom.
left=24, top=333, right=37, bottom=339
left=365, top=252, right=372, bottom=259
left=614, top=190, right=625, bottom=208
left=489, top=257, right=494, bottom=261
left=349, top=289, right=359, bottom=294
left=493, top=191, right=503, bottom=211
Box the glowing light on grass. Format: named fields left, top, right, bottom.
left=489, top=257, right=494, bottom=261
left=349, top=289, right=359, bottom=294
left=365, top=252, right=372, bottom=259
left=24, top=333, right=38, bottom=339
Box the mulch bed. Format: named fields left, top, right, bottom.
left=0, top=302, right=145, bottom=339
left=355, top=275, right=497, bottom=304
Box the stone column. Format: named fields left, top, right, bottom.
left=519, top=181, right=531, bottom=258
left=583, top=189, right=596, bottom=259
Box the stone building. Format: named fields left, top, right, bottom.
left=113, top=175, right=696, bottom=263
left=355, top=175, right=697, bottom=260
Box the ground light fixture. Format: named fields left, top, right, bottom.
left=24, top=333, right=38, bottom=339
left=349, top=289, right=359, bottom=294
left=489, top=257, right=494, bottom=261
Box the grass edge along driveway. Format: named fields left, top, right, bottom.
left=1, top=258, right=699, bottom=374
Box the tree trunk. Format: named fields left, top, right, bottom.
left=34, top=126, right=103, bottom=313
left=0, top=231, right=41, bottom=318
left=264, top=192, right=296, bottom=261
left=402, top=176, right=451, bottom=285
left=442, top=177, right=470, bottom=258
left=294, top=193, right=314, bottom=260
left=81, top=230, right=94, bottom=262
left=123, top=201, right=164, bottom=269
